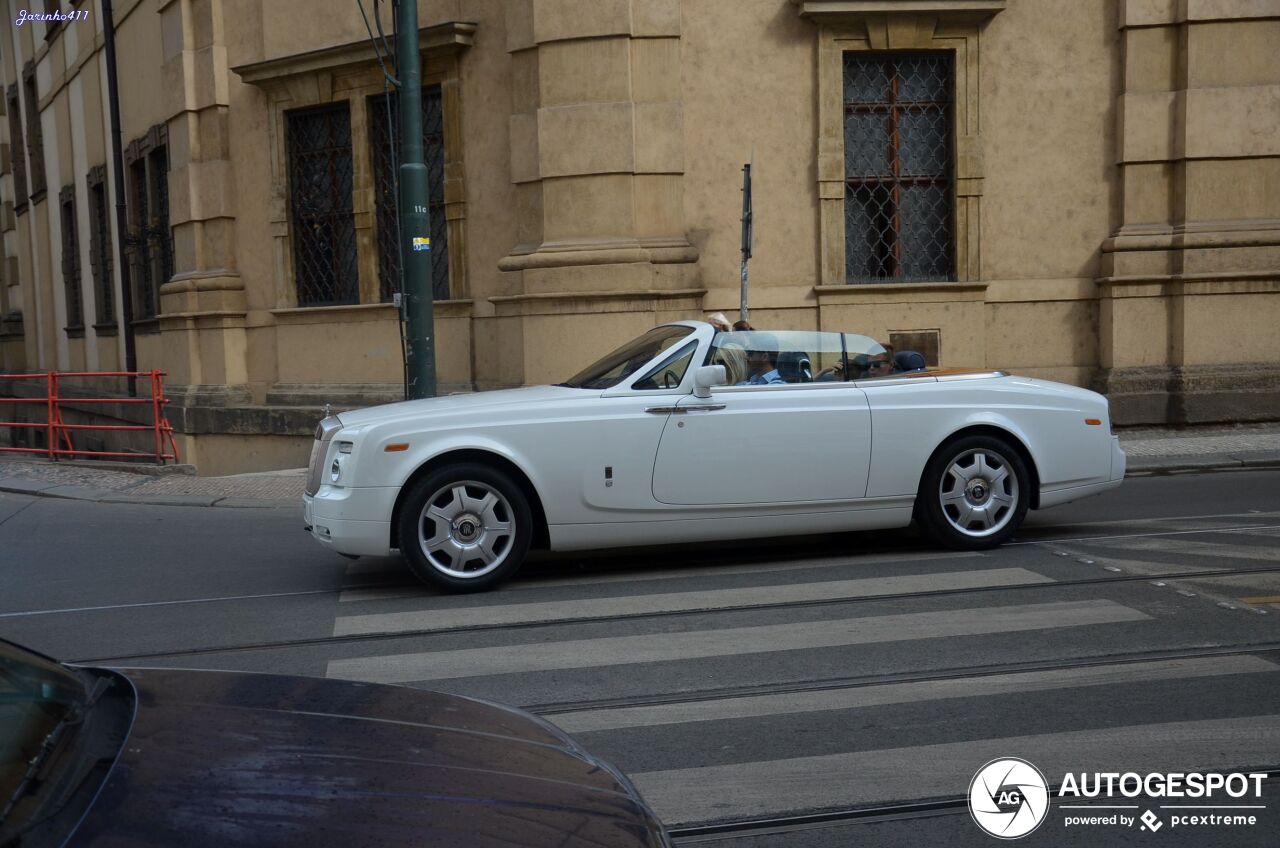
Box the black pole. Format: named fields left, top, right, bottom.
left=101, top=0, right=137, bottom=397
left=739, top=163, right=752, bottom=323
left=396, top=0, right=436, bottom=399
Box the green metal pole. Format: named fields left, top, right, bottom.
left=397, top=0, right=436, bottom=399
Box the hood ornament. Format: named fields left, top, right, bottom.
left=324, top=403, right=332, bottom=419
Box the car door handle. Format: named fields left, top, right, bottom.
left=644, top=404, right=726, bottom=415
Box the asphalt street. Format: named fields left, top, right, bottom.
left=2, top=468, right=1279, bottom=846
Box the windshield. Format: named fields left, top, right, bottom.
left=0, top=640, right=133, bottom=846
left=0, top=642, right=87, bottom=811
left=560, top=325, right=696, bottom=389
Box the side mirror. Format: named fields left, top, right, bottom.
left=693, top=364, right=727, bottom=398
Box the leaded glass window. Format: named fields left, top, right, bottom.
left=843, top=53, right=953, bottom=283
left=128, top=156, right=155, bottom=320
left=87, top=168, right=114, bottom=327
left=287, top=103, right=358, bottom=307
left=22, top=63, right=46, bottom=200
left=6, top=85, right=28, bottom=213
left=58, top=185, right=83, bottom=331
left=147, top=145, right=173, bottom=298
left=369, top=86, right=449, bottom=302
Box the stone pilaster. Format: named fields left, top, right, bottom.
left=157, top=0, right=251, bottom=407
left=1097, top=0, right=1280, bottom=424
left=493, top=0, right=702, bottom=386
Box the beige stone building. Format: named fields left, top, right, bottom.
left=2, top=0, right=1277, bottom=474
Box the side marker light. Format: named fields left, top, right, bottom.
left=384, top=443, right=410, bottom=452
left=1085, top=418, right=1102, bottom=426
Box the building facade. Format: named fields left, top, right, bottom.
left=2, top=0, right=1278, bottom=474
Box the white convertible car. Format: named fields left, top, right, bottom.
left=303, top=322, right=1125, bottom=591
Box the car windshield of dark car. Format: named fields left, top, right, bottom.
left=0, top=642, right=87, bottom=812
left=559, top=325, right=695, bottom=389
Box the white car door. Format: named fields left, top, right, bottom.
left=650, top=383, right=873, bottom=505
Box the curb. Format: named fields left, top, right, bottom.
left=0, top=478, right=297, bottom=508
left=1122, top=451, right=1280, bottom=476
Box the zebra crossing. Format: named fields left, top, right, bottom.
left=323, top=518, right=1280, bottom=830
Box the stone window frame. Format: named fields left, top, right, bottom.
left=232, top=24, right=474, bottom=311
left=86, top=163, right=117, bottom=333
left=58, top=183, right=84, bottom=335
left=801, top=3, right=999, bottom=291
left=123, top=123, right=170, bottom=330
left=6, top=84, right=28, bottom=215
left=21, top=62, right=46, bottom=203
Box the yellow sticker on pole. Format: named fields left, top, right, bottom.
left=412, top=237, right=431, bottom=252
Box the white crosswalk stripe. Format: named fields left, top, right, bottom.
left=332, top=566, right=1048, bottom=635
left=548, top=655, right=1276, bottom=734
left=632, top=715, right=1280, bottom=827
left=335, top=549, right=987, bottom=602
left=1091, top=537, right=1280, bottom=563
left=325, top=599, right=1147, bottom=684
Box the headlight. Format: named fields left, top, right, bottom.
left=330, top=457, right=342, bottom=483
left=337, top=441, right=353, bottom=454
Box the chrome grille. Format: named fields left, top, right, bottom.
left=305, top=416, right=344, bottom=496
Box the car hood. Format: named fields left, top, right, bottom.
left=71, top=668, right=667, bottom=847
left=336, top=385, right=590, bottom=429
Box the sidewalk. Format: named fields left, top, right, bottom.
left=1, top=424, right=1278, bottom=509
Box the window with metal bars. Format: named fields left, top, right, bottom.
left=287, top=103, right=358, bottom=307
left=6, top=85, right=28, bottom=213
left=58, top=184, right=84, bottom=333
left=843, top=52, right=953, bottom=283
left=87, top=165, right=115, bottom=328
left=128, top=156, right=156, bottom=320
left=22, top=63, right=46, bottom=200
left=147, top=145, right=173, bottom=300
left=368, top=86, right=449, bottom=302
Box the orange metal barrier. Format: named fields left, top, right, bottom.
left=0, top=370, right=179, bottom=463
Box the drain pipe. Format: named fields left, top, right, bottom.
left=102, top=0, right=138, bottom=396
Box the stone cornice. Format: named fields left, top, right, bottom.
left=231, top=22, right=477, bottom=87
left=791, top=0, right=1005, bottom=26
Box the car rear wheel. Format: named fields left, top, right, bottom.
left=397, top=463, right=532, bottom=592
left=916, top=435, right=1030, bottom=550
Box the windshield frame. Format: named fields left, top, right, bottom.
left=559, top=324, right=699, bottom=390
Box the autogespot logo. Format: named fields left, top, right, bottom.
left=969, top=758, right=1051, bottom=839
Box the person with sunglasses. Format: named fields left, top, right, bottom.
left=866, top=354, right=894, bottom=377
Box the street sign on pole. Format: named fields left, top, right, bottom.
left=397, top=0, right=437, bottom=400
left=739, top=162, right=753, bottom=323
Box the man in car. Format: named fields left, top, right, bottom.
left=739, top=333, right=785, bottom=385
left=866, top=352, right=895, bottom=377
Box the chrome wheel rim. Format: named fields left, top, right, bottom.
left=418, top=481, right=515, bottom=578
left=938, top=448, right=1019, bottom=538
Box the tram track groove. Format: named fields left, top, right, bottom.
left=664, top=765, right=1280, bottom=842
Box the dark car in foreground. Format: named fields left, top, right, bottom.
left=0, top=640, right=670, bottom=847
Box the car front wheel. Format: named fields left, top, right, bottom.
left=397, top=463, right=532, bottom=592
left=916, top=435, right=1030, bottom=550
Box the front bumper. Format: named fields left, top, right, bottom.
left=1110, top=434, right=1127, bottom=481
left=303, top=486, right=400, bottom=558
